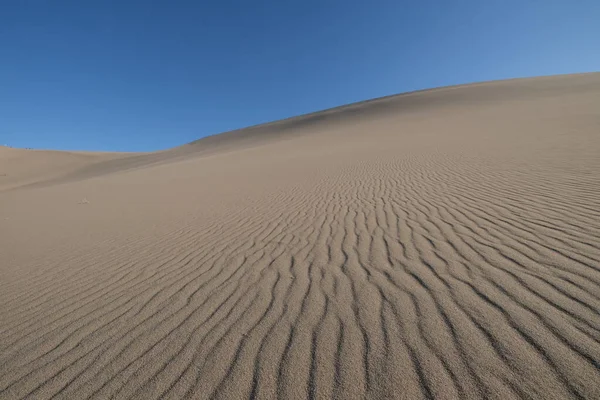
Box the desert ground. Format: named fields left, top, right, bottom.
left=1, top=73, right=599, bottom=399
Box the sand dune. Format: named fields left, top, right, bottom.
left=1, top=73, right=600, bottom=399
left=0, top=148, right=130, bottom=192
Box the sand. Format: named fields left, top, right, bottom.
left=1, top=73, right=599, bottom=399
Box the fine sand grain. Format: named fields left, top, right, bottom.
left=1, top=73, right=600, bottom=399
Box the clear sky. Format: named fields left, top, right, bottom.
left=1, top=1, right=599, bottom=152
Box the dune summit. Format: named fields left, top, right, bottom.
left=1, top=73, right=600, bottom=399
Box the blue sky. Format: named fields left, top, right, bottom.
left=1, top=1, right=599, bottom=152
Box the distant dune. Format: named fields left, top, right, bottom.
left=1, top=73, right=599, bottom=399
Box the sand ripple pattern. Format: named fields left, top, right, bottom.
left=1, top=74, right=600, bottom=399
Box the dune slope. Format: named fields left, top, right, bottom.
left=1, top=73, right=600, bottom=400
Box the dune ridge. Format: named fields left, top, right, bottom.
left=1, top=73, right=599, bottom=399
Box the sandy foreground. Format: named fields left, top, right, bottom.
left=1, top=73, right=599, bottom=400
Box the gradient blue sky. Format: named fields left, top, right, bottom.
left=1, top=1, right=599, bottom=152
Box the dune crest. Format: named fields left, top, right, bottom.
left=1, top=73, right=600, bottom=399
